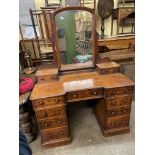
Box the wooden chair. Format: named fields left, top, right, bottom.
left=29, top=9, right=55, bottom=64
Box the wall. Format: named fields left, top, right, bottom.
left=34, top=0, right=134, bottom=37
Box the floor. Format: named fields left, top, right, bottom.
left=30, top=101, right=135, bottom=155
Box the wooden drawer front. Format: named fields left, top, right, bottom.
left=105, top=95, right=132, bottom=108
left=39, top=115, right=67, bottom=130
left=41, top=126, right=69, bottom=142
left=97, top=67, right=119, bottom=74
left=105, top=86, right=134, bottom=98
left=105, top=106, right=131, bottom=117
left=106, top=116, right=129, bottom=129
left=37, top=75, right=58, bottom=83
left=33, top=96, right=65, bottom=109
left=66, top=88, right=103, bottom=102
left=35, top=106, right=66, bottom=119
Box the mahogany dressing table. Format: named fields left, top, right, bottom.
left=30, top=6, right=134, bottom=149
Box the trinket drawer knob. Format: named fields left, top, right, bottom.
left=55, top=99, right=59, bottom=102
left=40, top=101, right=44, bottom=105
left=42, top=112, right=47, bottom=116
left=123, top=110, right=126, bottom=112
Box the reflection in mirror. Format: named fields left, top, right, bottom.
left=55, top=10, right=93, bottom=70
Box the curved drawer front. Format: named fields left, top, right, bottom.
left=97, top=67, right=120, bottom=74
left=32, top=96, right=65, bottom=109
left=105, top=86, right=134, bottom=98
left=105, top=95, right=132, bottom=108
left=41, top=126, right=69, bottom=143
left=66, top=88, right=103, bottom=102
left=105, top=106, right=131, bottom=117
left=106, top=115, right=129, bottom=129
left=36, top=105, right=66, bottom=119
left=39, top=115, right=67, bottom=130
left=37, top=75, right=58, bottom=83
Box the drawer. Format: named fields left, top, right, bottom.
left=104, top=86, right=134, bottom=98
left=41, top=126, right=69, bottom=143
left=105, top=106, right=131, bottom=117
left=97, top=67, right=119, bottom=75
left=106, top=115, right=129, bottom=129
left=37, top=75, right=58, bottom=83
left=39, top=115, right=67, bottom=130
left=105, top=95, right=132, bottom=108
left=35, top=105, right=66, bottom=119
left=66, top=88, right=103, bottom=102
left=32, top=96, right=65, bottom=109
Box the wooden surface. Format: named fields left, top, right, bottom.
left=96, top=62, right=120, bottom=69
left=98, top=35, right=135, bottom=50
left=36, top=68, right=58, bottom=76
left=61, top=62, right=94, bottom=71
left=30, top=72, right=134, bottom=100
left=99, top=49, right=134, bottom=62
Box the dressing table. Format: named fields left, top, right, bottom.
left=30, top=6, right=134, bottom=149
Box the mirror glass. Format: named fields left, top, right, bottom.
left=55, top=10, right=93, bottom=70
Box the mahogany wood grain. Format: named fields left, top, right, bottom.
left=39, top=115, right=67, bottom=130
left=41, top=126, right=70, bottom=143
left=35, top=105, right=66, bottom=119
left=32, top=95, right=65, bottom=109
left=30, top=72, right=134, bottom=100
left=96, top=62, right=120, bottom=74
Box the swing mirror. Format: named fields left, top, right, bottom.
left=52, top=7, right=96, bottom=72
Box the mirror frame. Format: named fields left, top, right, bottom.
left=52, top=6, right=97, bottom=71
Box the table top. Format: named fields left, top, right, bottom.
left=30, top=72, right=134, bottom=100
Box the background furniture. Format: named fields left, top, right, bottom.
left=29, top=9, right=56, bottom=64
left=111, top=0, right=135, bottom=35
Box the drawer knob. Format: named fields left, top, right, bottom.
left=93, top=91, right=97, bottom=95
left=73, top=94, right=77, bottom=98
left=56, top=110, right=60, bottom=114
left=44, top=122, right=48, bottom=127
left=112, top=91, right=115, bottom=95
left=47, top=134, right=51, bottom=138
left=124, top=99, right=128, bottom=103
left=58, top=120, right=62, bottom=124
left=121, top=120, right=125, bottom=124
left=55, top=99, right=59, bottom=102
left=123, top=109, right=126, bottom=112
left=40, top=78, right=44, bottom=81
left=40, top=101, right=44, bottom=105
left=59, top=131, right=63, bottom=135
left=125, top=89, right=129, bottom=92
left=111, top=112, right=115, bottom=115
left=112, top=101, right=116, bottom=105
left=111, top=122, right=115, bottom=126
left=42, top=112, right=47, bottom=116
